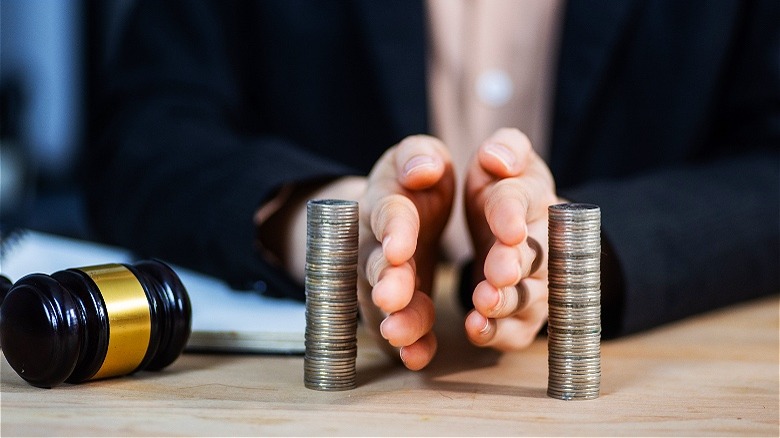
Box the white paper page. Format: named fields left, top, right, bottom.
left=0, top=231, right=305, bottom=353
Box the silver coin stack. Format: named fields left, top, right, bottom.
left=547, top=203, right=601, bottom=400
left=304, top=199, right=359, bottom=391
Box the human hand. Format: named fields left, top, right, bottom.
left=254, top=135, right=453, bottom=370
left=463, top=128, right=561, bottom=350
left=358, top=135, right=455, bottom=370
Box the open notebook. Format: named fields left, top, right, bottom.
left=0, top=231, right=305, bottom=354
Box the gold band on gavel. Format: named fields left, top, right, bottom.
left=78, top=264, right=151, bottom=380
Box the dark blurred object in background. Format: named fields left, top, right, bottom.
left=0, top=0, right=132, bottom=241
left=0, top=75, right=36, bottom=231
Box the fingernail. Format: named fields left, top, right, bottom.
left=491, top=287, right=505, bottom=315
left=382, top=235, right=392, bottom=253
left=484, top=143, right=516, bottom=169
left=403, top=155, right=437, bottom=176
left=399, top=346, right=408, bottom=365
left=379, top=318, right=389, bottom=340
left=479, top=317, right=491, bottom=336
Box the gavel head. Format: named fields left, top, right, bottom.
left=0, top=260, right=191, bottom=388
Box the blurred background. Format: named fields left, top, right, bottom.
left=1, top=0, right=132, bottom=241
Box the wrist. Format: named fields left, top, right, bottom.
left=255, top=176, right=367, bottom=282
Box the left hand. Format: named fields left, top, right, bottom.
left=463, top=128, right=563, bottom=350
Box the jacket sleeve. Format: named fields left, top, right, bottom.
left=563, top=152, right=778, bottom=335
left=562, top=0, right=780, bottom=335
left=87, top=0, right=348, bottom=297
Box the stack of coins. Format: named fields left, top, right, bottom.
left=304, top=199, right=359, bottom=391
left=547, top=203, right=601, bottom=400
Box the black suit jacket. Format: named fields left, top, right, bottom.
left=88, top=0, right=779, bottom=336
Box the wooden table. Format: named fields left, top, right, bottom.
left=2, top=267, right=778, bottom=436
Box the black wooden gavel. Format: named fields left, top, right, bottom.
left=0, top=260, right=191, bottom=388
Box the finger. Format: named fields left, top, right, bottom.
left=393, top=135, right=450, bottom=190
left=472, top=280, right=524, bottom=319
left=482, top=240, right=538, bottom=287
left=484, top=178, right=531, bottom=246
left=464, top=309, right=493, bottom=346
left=472, top=276, right=549, bottom=319
left=379, top=290, right=435, bottom=348
left=465, top=309, right=544, bottom=350
left=369, top=194, right=419, bottom=265
left=466, top=278, right=548, bottom=350
left=366, top=246, right=416, bottom=313
left=466, top=128, right=534, bottom=196
left=399, top=332, right=437, bottom=371
left=493, top=290, right=548, bottom=350
left=477, top=128, right=533, bottom=178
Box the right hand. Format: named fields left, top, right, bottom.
left=462, top=128, right=559, bottom=351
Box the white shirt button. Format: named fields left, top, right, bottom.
left=475, top=69, right=513, bottom=108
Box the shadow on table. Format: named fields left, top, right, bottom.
left=355, top=285, right=548, bottom=399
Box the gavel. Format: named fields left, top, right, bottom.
left=0, top=260, right=191, bottom=388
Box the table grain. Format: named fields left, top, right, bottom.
left=2, top=267, right=777, bottom=436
